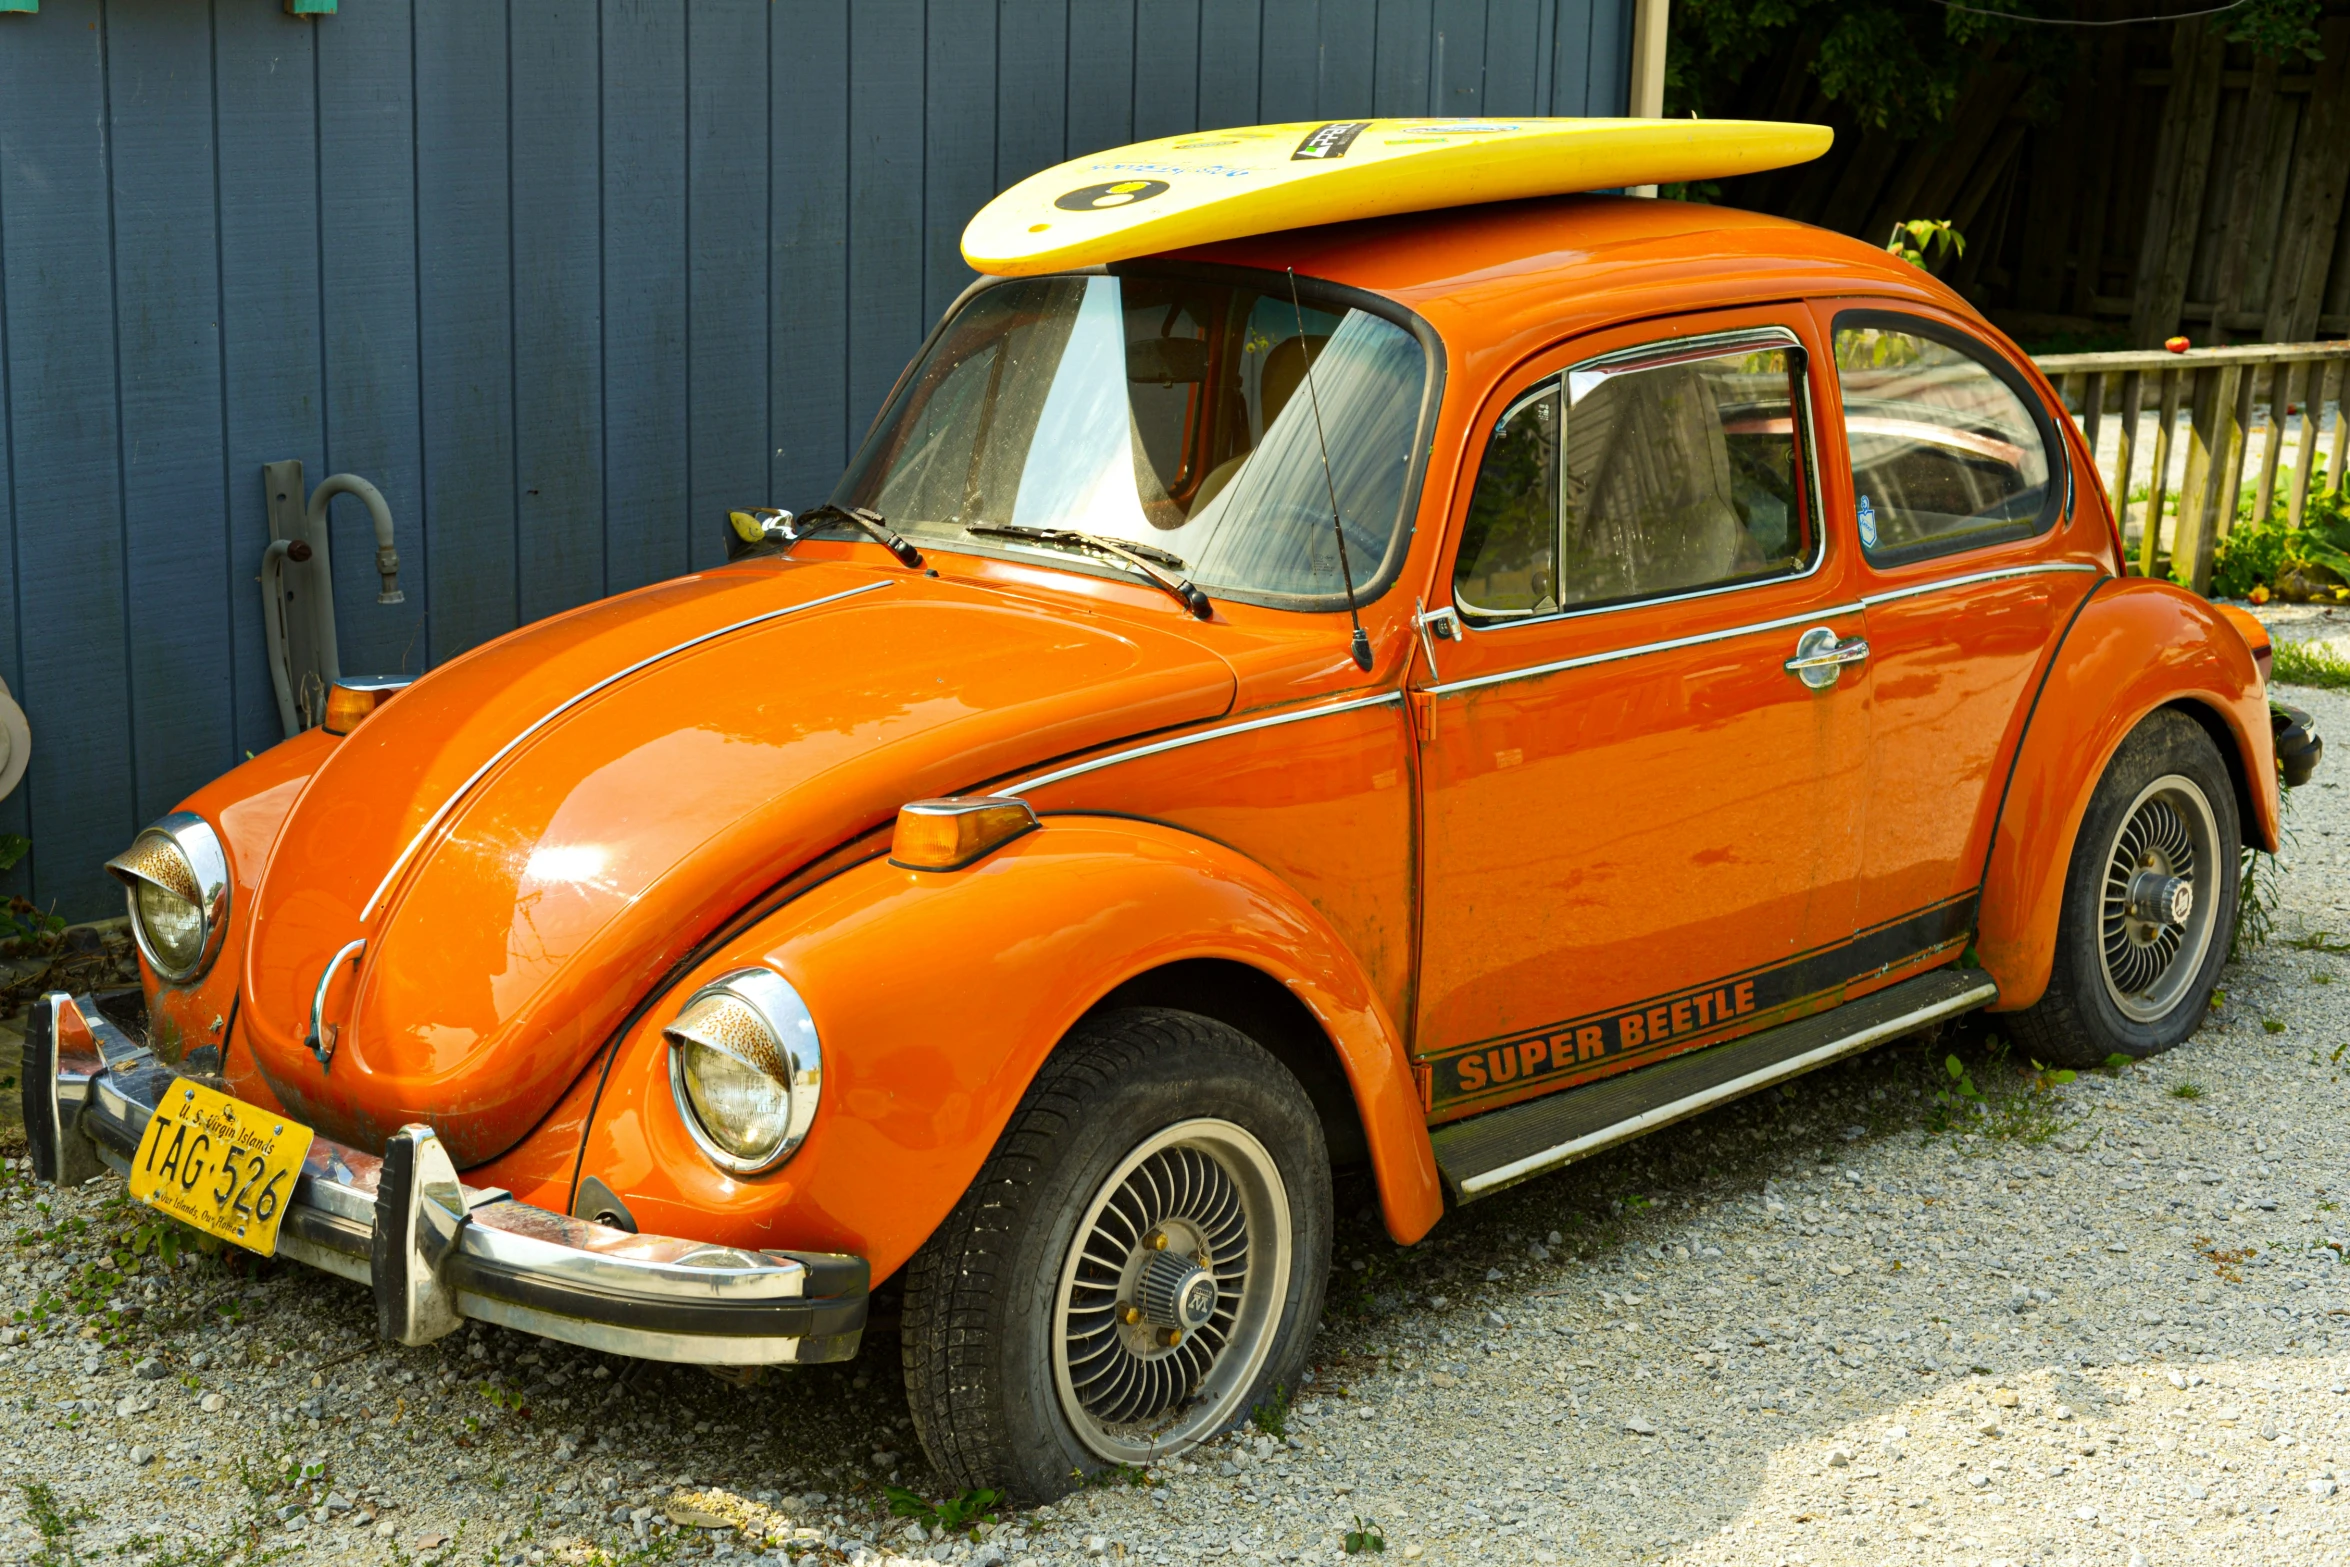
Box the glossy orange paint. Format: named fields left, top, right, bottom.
left=1406, top=302, right=1874, bottom=1109
left=238, top=562, right=1240, bottom=1167
left=1976, top=579, right=2279, bottom=1009
left=1801, top=298, right=2118, bottom=940
left=565, top=819, right=1442, bottom=1260
left=119, top=191, right=2274, bottom=1263
left=138, top=728, right=334, bottom=1105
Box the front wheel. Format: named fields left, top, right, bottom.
left=2011, top=709, right=2241, bottom=1067
left=901, top=1008, right=1332, bottom=1500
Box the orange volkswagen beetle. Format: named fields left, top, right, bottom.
left=31, top=121, right=2307, bottom=1499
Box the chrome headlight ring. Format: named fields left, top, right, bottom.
left=103, top=811, right=231, bottom=984
left=662, top=968, right=823, bottom=1176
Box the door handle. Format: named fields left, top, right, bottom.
left=1784, top=626, right=1869, bottom=690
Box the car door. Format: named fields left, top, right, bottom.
left=1413, top=307, right=1871, bottom=1125
left=1819, top=304, right=2101, bottom=948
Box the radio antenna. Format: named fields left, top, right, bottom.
left=1285, top=268, right=1374, bottom=673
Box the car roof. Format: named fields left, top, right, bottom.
left=1173, top=194, right=1986, bottom=365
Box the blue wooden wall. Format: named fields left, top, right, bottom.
left=0, top=0, right=1634, bottom=919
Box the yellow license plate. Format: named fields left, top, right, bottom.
left=128, top=1078, right=315, bottom=1257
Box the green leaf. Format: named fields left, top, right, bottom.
left=1945, top=1055, right=1965, bottom=1080
left=0, top=835, right=28, bottom=874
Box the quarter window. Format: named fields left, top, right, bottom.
left=1452, top=336, right=1815, bottom=623
left=1831, top=314, right=2059, bottom=564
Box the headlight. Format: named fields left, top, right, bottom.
left=662, top=968, right=822, bottom=1175
left=104, top=813, right=230, bottom=983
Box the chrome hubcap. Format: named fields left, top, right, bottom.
left=2099, top=774, right=2221, bottom=1023
left=1051, top=1119, right=1290, bottom=1463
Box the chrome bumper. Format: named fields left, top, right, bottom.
left=23, top=993, right=866, bottom=1367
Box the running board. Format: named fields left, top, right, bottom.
left=1429, top=968, right=1998, bottom=1202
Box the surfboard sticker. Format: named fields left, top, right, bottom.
left=963, top=117, right=1833, bottom=278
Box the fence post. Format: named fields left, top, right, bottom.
left=2174, top=363, right=2242, bottom=593
left=2257, top=361, right=2301, bottom=527
left=2115, top=369, right=2144, bottom=535
left=2144, top=367, right=2186, bottom=578
left=2080, top=371, right=2106, bottom=464
left=2288, top=362, right=2326, bottom=526
left=2330, top=361, right=2348, bottom=495
left=2217, top=365, right=2258, bottom=541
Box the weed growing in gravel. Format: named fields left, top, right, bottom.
left=882, top=1485, right=999, bottom=1537
left=2234, top=846, right=2284, bottom=955
left=2263, top=1017, right=2287, bottom=1033
left=1343, top=1515, right=1386, bottom=1553
left=1923, top=1035, right=2080, bottom=1143
left=22, top=1483, right=89, bottom=1567
left=2195, top=1238, right=2257, bottom=1282
left=2172, top=1082, right=2207, bottom=1100
left=1249, top=1380, right=1290, bottom=1438
left=2272, top=638, right=2350, bottom=687
left=2288, top=929, right=2350, bottom=953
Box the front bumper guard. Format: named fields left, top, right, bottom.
left=24, top=993, right=867, bottom=1367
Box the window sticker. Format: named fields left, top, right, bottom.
left=1858, top=493, right=1879, bottom=549
left=1293, top=122, right=1369, bottom=160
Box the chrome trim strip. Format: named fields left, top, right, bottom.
left=1859, top=560, right=2103, bottom=609
left=1425, top=603, right=1865, bottom=697
left=1002, top=690, right=1406, bottom=797
left=1449, top=325, right=1827, bottom=638
left=1455, top=979, right=1998, bottom=1198
left=57, top=996, right=865, bottom=1367
left=361, top=580, right=890, bottom=919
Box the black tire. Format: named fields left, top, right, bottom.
left=2010, top=709, right=2241, bottom=1067
left=901, top=1007, right=1332, bottom=1501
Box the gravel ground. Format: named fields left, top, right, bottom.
left=0, top=691, right=2345, bottom=1567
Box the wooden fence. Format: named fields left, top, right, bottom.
left=1690, top=10, right=2350, bottom=352
left=2039, top=342, right=2350, bottom=591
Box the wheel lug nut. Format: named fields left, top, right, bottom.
left=1158, top=1327, right=1183, bottom=1347
left=1119, top=1302, right=1141, bottom=1325
left=1148, top=1232, right=1169, bottom=1251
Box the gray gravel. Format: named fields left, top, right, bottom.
left=1, top=691, right=2346, bottom=1567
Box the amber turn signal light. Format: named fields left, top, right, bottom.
left=323, top=675, right=412, bottom=735
left=890, top=796, right=1038, bottom=871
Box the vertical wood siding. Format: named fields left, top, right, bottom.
left=0, top=0, right=1632, bottom=918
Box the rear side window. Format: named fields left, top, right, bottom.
left=1831, top=312, right=2060, bottom=565
left=1452, top=331, right=1815, bottom=623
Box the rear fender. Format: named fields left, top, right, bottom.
left=1977, top=580, right=2277, bottom=1011
left=567, top=816, right=1444, bottom=1278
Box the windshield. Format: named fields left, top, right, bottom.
left=828, top=272, right=1431, bottom=605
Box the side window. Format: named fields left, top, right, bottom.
left=1452, top=335, right=1814, bottom=623
left=1831, top=314, right=2059, bottom=564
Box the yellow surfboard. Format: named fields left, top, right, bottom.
left=963, top=118, right=1832, bottom=277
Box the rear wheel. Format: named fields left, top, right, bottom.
left=901, top=1008, right=1331, bottom=1500
left=2011, top=709, right=2240, bottom=1067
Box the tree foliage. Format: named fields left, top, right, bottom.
left=1667, top=0, right=2326, bottom=131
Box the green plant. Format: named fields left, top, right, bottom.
left=2271, top=640, right=2350, bottom=689
left=2236, top=846, right=2284, bottom=958
left=2263, top=1017, right=2286, bottom=1034
left=1251, top=1380, right=1290, bottom=1439
left=0, top=834, right=27, bottom=874
left=1884, top=219, right=1964, bottom=272
left=882, top=1486, right=1001, bottom=1536
left=2171, top=1082, right=2205, bottom=1100
left=23, top=1483, right=90, bottom=1567
left=1344, top=1516, right=1387, bottom=1554
left=1936, top=1053, right=1985, bottom=1115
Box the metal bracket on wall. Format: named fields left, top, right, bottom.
left=261, top=459, right=405, bottom=738
left=286, top=0, right=336, bottom=13
left=0, top=1, right=37, bottom=14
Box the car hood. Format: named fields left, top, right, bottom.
left=240, top=559, right=1236, bottom=1165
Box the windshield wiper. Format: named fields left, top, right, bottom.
left=795, top=504, right=924, bottom=568
left=965, top=523, right=1211, bottom=619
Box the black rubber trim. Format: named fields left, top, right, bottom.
left=440, top=1250, right=869, bottom=1341
left=284, top=1201, right=371, bottom=1260
left=22, top=999, right=56, bottom=1185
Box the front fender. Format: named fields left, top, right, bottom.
left=1977, top=579, right=2277, bottom=1011
left=565, top=816, right=1444, bottom=1279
